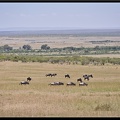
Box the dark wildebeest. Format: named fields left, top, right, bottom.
left=19, top=81, right=29, bottom=85
left=27, top=77, right=32, bottom=81
left=48, top=82, right=64, bottom=85
left=51, top=73, right=57, bottom=77
left=77, top=78, right=82, bottom=82
left=83, top=74, right=93, bottom=81
left=46, top=73, right=57, bottom=77
left=79, top=82, right=88, bottom=86
left=77, top=78, right=88, bottom=86
left=65, top=74, right=70, bottom=78
left=46, top=73, right=52, bottom=77
left=66, top=82, right=76, bottom=86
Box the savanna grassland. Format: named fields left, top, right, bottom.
left=0, top=30, right=120, bottom=117
left=0, top=61, right=120, bottom=117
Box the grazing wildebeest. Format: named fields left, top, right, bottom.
left=65, top=74, right=70, bottom=78
left=77, top=78, right=82, bottom=82
left=79, top=82, right=88, bottom=86
left=46, top=73, right=52, bottom=77
left=78, top=78, right=88, bottom=86
left=66, top=82, right=76, bottom=86
left=48, top=82, right=64, bottom=85
left=56, top=82, right=64, bottom=85
left=51, top=73, right=57, bottom=77
left=19, top=81, right=29, bottom=85
left=27, top=77, right=32, bottom=81
left=46, top=73, right=57, bottom=77
left=83, top=74, right=93, bottom=81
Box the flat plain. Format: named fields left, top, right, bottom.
left=1, top=36, right=120, bottom=49
left=0, top=33, right=120, bottom=117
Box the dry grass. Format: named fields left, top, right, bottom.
left=82, top=54, right=120, bottom=58
left=0, top=61, right=120, bottom=117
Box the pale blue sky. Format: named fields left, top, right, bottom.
left=0, top=2, right=120, bottom=30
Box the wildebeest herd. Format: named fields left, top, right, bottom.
left=47, top=73, right=93, bottom=86
left=19, top=74, right=93, bottom=86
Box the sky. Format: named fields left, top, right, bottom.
left=0, top=2, right=120, bottom=30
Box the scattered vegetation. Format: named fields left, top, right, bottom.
left=0, top=54, right=120, bottom=65
left=0, top=44, right=120, bottom=55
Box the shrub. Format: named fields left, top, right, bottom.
left=94, top=103, right=112, bottom=111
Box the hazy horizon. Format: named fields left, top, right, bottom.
left=1, top=27, right=120, bottom=31
left=0, top=28, right=120, bottom=37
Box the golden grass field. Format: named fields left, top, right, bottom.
left=0, top=61, right=120, bottom=117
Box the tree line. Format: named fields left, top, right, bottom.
left=0, top=44, right=120, bottom=55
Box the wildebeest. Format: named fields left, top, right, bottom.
left=79, top=82, right=88, bottom=86
left=46, top=73, right=57, bottom=77
left=46, top=73, right=52, bottom=77
left=83, top=74, right=93, bottom=81
left=27, top=77, right=32, bottom=81
left=77, top=78, right=88, bottom=86
left=51, top=73, right=57, bottom=77
left=48, top=82, right=64, bottom=85
left=65, top=74, right=70, bottom=78
left=77, top=78, right=82, bottom=82
left=19, top=81, right=29, bottom=85
left=66, top=82, right=76, bottom=86
left=56, top=82, right=64, bottom=85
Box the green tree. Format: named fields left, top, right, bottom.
left=3, top=44, right=13, bottom=51
left=41, top=44, right=50, bottom=50
left=22, top=45, right=32, bottom=50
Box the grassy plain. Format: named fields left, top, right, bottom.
left=0, top=61, right=120, bottom=117
left=0, top=34, right=120, bottom=117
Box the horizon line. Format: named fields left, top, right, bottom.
left=0, top=27, right=120, bottom=31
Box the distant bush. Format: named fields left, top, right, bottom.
left=22, top=45, right=32, bottom=50
left=0, top=54, right=120, bottom=65
left=41, top=44, right=50, bottom=50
